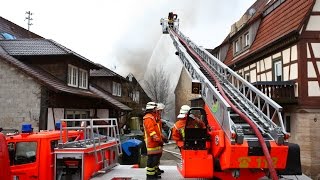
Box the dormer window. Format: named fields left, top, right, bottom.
left=68, top=65, right=78, bottom=87
left=245, top=33, right=250, bottom=47
left=235, top=40, right=240, bottom=53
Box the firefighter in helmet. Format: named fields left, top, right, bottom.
left=168, top=12, right=178, bottom=28
left=171, top=105, right=205, bottom=150
left=143, top=102, right=163, bottom=179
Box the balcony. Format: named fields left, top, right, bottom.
left=252, top=81, right=297, bottom=104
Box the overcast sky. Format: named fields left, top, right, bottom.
left=1, top=0, right=256, bottom=78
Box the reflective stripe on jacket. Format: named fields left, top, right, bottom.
left=143, top=113, right=163, bottom=154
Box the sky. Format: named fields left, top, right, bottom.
left=1, top=0, right=256, bottom=79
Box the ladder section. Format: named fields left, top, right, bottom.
left=57, top=118, right=121, bottom=168
left=172, top=29, right=288, bottom=145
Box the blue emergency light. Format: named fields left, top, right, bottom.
left=21, top=123, right=33, bottom=133
left=55, top=121, right=61, bottom=130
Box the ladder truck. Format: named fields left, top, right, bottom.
left=161, top=14, right=301, bottom=180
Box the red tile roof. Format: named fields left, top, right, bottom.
left=223, top=0, right=314, bottom=66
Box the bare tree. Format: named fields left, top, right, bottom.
left=144, top=66, right=173, bottom=115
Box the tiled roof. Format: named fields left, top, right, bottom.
left=0, top=39, right=99, bottom=68
left=223, top=0, right=314, bottom=66
left=0, top=47, right=131, bottom=111
left=90, top=86, right=132, bottom=111
left=90, top=64, right=127, bottom=80
left=0, top=17, right=42, bottom=39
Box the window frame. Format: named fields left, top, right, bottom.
left=79, top=68, right=88, bottom=89
left=112, top=82, right=122, bottom=96
left=244, top=33, right=250, bottom=47
left=68, top=64, right=79, bottom=87
left=235, top=39, right=240, bottom=53
left=273, top=60, right=283, bottom=81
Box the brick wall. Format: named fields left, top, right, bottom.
left=290, top=109, right=320, bottom=180
left=0, top=60, right=41, bottom=131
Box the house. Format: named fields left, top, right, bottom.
left=125, top=73, right=152, bottom=118
left=0, top=16, right=131, bottom=132
left=90, top=66, right=151, bottom=127
left=210, top=0, right=320, bottom=178
left=174, top=68, right=200, bottom=118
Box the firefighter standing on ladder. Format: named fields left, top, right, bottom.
left=168, top=12, right=178, bottom=28
left=143, top=102, right=163, bottom=179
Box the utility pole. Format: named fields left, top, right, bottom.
left=25, top=11, right=33, bottom=31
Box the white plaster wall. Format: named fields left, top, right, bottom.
left=306, top=16, right=320, bottom=31
left=97, top=109, right=109, bottom=118
left=257, top=61, right=260, bottom=73
left=291, top=45, right=297, bottom=61
left=282, top=48, right=290, bottom=64
left=311, top=43, right=320, bottom=58
left=308, top=81, right=320, bottom=96
left=250, top=69, right=256, bottom=83
left=260, top=60, right=265, bottom=72
left=308, top=62, right=317, bottom=78
left=265, top=56, right=272, bottom=70
left=283, top=66, right=289, bottom=81
left=290, top=63, right=298, bottom=80
left=266, top=71, right=272, bottom=81
left=307, top=43, right=311, bottom=58
left=272, top=52, right=281, bottom=59
left=313, top=0, right=320, bottom=11
left=47, top=108, right=64, bottom=130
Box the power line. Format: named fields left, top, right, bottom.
left=25, top=11, right=33, bottom=31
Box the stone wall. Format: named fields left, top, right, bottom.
left=0, top=60, right=41, bottom=131
left=290, top=109, right=320, bottom=180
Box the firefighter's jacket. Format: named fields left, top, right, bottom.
left=171, top=116, right=206, bottom=143
left=143, top=113, right=163, bottom=155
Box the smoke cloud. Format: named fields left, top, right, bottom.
left=110, top=0, right=255, bottom=79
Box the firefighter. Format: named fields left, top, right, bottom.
left=168, top=12, right=178, bottom=28
left=143, top=102, right=163, bottom=179
left=171, top=105, right=205, bottom=149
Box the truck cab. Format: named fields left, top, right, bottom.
left=6, top=124, right=79, bottom=180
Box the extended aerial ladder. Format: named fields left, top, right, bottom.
left=161, top=14, right=301, bottom=179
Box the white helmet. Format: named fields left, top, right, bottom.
left=146, top=102, right=157, bottom=110
left=156, top=103, right=165, bottom=110
left=177, top=105, right=190, bottom=119
left=179, top=105, right=190, bottom=114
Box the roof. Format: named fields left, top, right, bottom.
left=0, top=39, right=99, bottom=69
left=0, top=47, right=131, bottom=111
left=90, top=86, right=132, bottom=111
left=90, top=64, right=127, bottom=80
left=0, top=16, right=42, bottom=39
left=222, top=0, right=314, bottom=66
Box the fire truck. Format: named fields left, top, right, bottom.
left=160, top=14, right=302, bottom=180
left=3, top=118, right=121, bottom=180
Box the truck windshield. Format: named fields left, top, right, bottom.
left=8, top=142, right=37, bottom=165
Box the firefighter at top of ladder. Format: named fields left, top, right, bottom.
left=168, top=12, right=178, bottom=28
left=143, top=102, right=163, bottom=180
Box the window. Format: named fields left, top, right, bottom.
left=273, top=61, right=282, bottom=81
left=79, top=69, right=88, bottom=89
left=245, top=73, right=250, bottom=82
left=235, top=40, right=240, bottom=53
left=1, top=32, right=16, bottom=40
left=131, top=91, right=140, bottom=103
left=245, top=33, right=250, bottom=47
left=8, top=142, right=37, bottom=165
left=68, top=65, right=78, bottom=87
left=65, top=110, right=89, bottom=127
left=112, top=82, right=122, bottom=96
left=213, top=52, right=220, bottom=59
